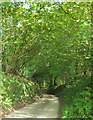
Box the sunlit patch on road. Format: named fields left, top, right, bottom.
left=4, top=94, right=59, bottom=118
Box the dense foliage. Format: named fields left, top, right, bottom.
left=1, top=1, right=92, bottom=118
left=61, top=77, right=92, bottom=118
left=1, top=72, right=42, bottom=116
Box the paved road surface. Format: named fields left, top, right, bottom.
left=4, top=94, right=59, bottom=118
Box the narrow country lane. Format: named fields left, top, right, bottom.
left=4, top=94, right=60, bottom=118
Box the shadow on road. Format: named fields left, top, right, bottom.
left=57, top=96, right=63, bottom=118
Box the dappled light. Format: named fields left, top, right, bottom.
left=1, top=1, right=92, bottom=119
left=5, top=94, right=59, bottom=118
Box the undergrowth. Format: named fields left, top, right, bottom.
left=1, top=72, right=42, bottom=116
left=61, top=77, right=93, bottom=119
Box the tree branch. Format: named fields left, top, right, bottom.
left=59, top=5, right=77, bottom=20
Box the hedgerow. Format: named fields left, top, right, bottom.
left=1, top=72, right=42, bottom=115
left=61, top=77, right=92, bottom=119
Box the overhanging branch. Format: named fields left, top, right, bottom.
left=59, top=5, right=77, bottom=20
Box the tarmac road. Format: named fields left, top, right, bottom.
left=4, top=94, right=60, bottom=118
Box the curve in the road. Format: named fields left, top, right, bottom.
left=4, top=94, right=60, bottom=118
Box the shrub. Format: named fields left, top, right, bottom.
left=1, top=72, right=42, bottom=114
left=61, top=77, right=92, bottom=118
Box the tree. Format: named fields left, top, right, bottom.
left=2, top=2, right=91, bottom=87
